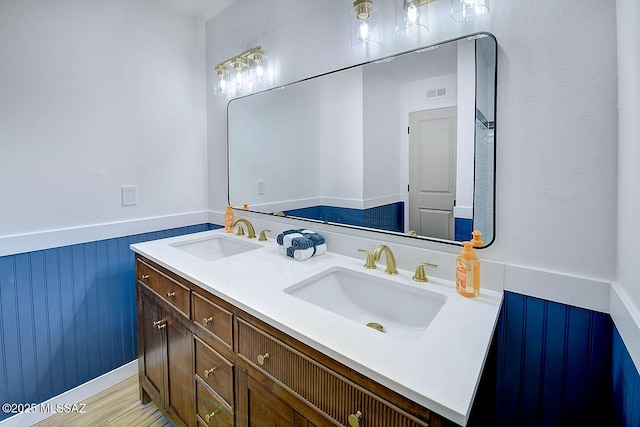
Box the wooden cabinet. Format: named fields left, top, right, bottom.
left=236, top=369, right=317, bottom=427
left=135, top=256, right=453, bottom=427
left=137, top=261, right=195, bottom=427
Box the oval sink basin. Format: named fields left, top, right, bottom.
left=284, top=267, right=447, bottom=341
left=170, top=235, right=261, bottom=261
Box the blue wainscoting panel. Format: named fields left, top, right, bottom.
left=454, top=217, right=473, bottom=242
left=284, top=203, right=404, bottom=233
left=492, top=292, right=612, bottom=426
left=612, top=326, right=640, bottom=426
left=0, top=223, right=217, bottom=422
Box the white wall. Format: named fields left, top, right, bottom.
left=363, top=65, right=401, bottom=205
left=456, top=39, right=476, bottom=219
left=318, top=68, right=364, bottom=206
left=614, top=0, right=640, bottom=369
left=0, top=0, right=208, bottom=241
left=228, top=80, right=320, bottom=209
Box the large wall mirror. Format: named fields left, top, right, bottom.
left=228, top=32, right=496, bottom=247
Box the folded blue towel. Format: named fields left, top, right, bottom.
left=291, top=236, right=314, bottom=250
left=277, top=229, right=303, bottom=245
left=304, top=233, right=325, bottom=246
left=287, top=244, right=327, bottom=260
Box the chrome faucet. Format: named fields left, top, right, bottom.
left=231, top=218, right=256, bottom=239
left=372, top=245, right=398, bottom=275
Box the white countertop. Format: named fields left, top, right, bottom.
left=131, top=229, right=503, bottom=426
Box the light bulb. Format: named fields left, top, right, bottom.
left=256, top=64, right=264, bottom=79
left=407, top=3, right=418, bottom=24
left=219, top=77, right=226, bottom=91
left=358, top=20, right=370, bottom=41
left=235, top=71, right=243, bottom=87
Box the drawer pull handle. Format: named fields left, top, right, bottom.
left=257, top=352, right=270, bottom=366
left=205, top=410, right=219, bottom=422
left=348, top=411, right=363, bottom=427
left=202, top=316, right=213, bottom=326
left=166, top=291, right=176, bottom=298
left=204, top=367, right=217, bottom=378
left=140, top=274, right=149, bottom=280
left=153, top=320, right=167, bottom=329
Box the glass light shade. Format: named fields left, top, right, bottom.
left=350, top=0, right=381, bottom=50
left=395, top=0, right=430, bottom=38
left=228, top=57, right=248, bottom=96
left=213, top=66, right=229, bottom=97
left=247, top=51, right=269, bottom=91
left=450, top=0, right=490, bottom=23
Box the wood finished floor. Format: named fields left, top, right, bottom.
left=32, top=375, right=171, bottom=427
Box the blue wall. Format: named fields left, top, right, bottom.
left=490, top=292, right=613, bottom=426
left=1, top=229, right=639, bottom=425
left=0, top=224, right=219, bottom=422
left=612, top=327, right=640, bottom=426
left=284, top=203, right=404, bottom=233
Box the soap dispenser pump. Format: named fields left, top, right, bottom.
left=470, top=229, right=484, bottom=247
left=456, top=241, right=480, bottom=297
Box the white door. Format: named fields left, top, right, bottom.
left=408, top=107, right=457, bottom=239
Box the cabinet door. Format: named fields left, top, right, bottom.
left=236, top=370, right=315, bottom=427
left=167, top=313, right=195, bottom=426
left=139, top=292, right=166, bottom=405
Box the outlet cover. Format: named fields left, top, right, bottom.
left=122, top=186, right=137, bottom=206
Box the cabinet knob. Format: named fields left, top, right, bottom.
left=140, top=274, right=149, bottom=280
left=348, top=411, right=363, bottom=427
left=257, top=352, right=270, bottom=366
left=204, top=367, right=217, bottom=378
left=202, top=316, right=213, bottom=326
left=205, top=410, right=219, bottom=422
left=153, top=320, right=167, bottom=329
left=166, top=291, right=176, bottom=299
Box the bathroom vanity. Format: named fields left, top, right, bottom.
left=131, top=229, right=502, bottom=427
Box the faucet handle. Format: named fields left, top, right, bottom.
left=357, top=249, right=377, bottom=269
left=258, top=229, right=271, bottom=241
left=413, top=263, right=438, bottom=283
left=235, top=225, right=245, bottom=236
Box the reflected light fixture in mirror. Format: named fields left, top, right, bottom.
left=213, top=46, right=269, bottom=98
left=450, top=0, right=490, bottom=22
left=395, top=0, right=431, bottom=38
left=350, top=0, right=381, bottom=50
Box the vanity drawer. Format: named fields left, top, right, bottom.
left=137, top=259, right=190, bottom=316
left=192, top=291, right=233, bottom=347
left=196, top=380, right=234, bottom=427
left=195, top=335, right=234, bottom=407
left=236, top=318, right=429, bottom=427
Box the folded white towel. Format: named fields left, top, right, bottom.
left=283, top=232, right=304, bottom=248
left=290, top=243, right=327, bottom=261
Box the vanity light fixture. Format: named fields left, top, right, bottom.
left=350, top=0, right=381, bottom=50
left=395, top=0, right=432, bottom=38
left=213, top=46, right=269, bottom=98
left=450, top=0, right=490, bottom=23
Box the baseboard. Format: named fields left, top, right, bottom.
left=0, top=361, right=138, bottom=427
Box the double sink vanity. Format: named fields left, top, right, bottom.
left=131, top=223, right=503, bottom=427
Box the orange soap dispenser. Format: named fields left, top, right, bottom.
left=456, top=241, right=480, bottom=297
left=225, top=205, right=234, bottom=233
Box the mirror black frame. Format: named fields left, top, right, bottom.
left=227, top=32, right=497, bottom=248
